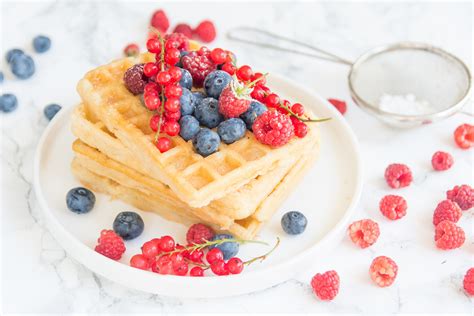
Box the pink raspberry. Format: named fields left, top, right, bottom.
left=186, top=223, right=215, bottom=244
left=379, top=195, right=407, bottom=220
left=370, top=256, right=398, bottom=287
left=463, top=268, right=474, bottom=296
left=434, top=220, right=465, bottom=250
left=311, top=270, right=340, bottom=301
left=150, top=9, right=169, bottom=33
left=218, top=85, right=251, bottom=118
left=384, top=163, right=412, bottom=189
left=432, top=199, right=462, bottom=226
left=252, top=111, right=295, bottom=147
left=446, top=184, right=474, bottom=211
left=347, top=219, right=380, bottom=248
left=173, top=23, right=193, bottom=39
left=194, top=20, right=217, bottom=43
left=181, top=49, right=216, bottom=87
left=454, top=123, right=474, bottom=149
left=431, top=151, right=454, bottom=171
left=94, top=230, right=126, bottom=260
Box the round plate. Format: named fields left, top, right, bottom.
left=33, top=74, right=362, bottom=298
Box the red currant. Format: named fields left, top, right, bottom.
left=146, top=38, right=161, bottom=53
left=156, top=71, right=171, bottom=85
left=149, top=114, right=162, bottom=132
left=210, top=48, right=227, bottom=64
left=188, top=249, right=204, bottom=263
left=251, top=72, right=266, bottom=85
left=165, top=39, right=179, bottom=50
left=145, top=95, right=161, bottom=111
left=260, top=85, right=271, bottom=94
left=156, top=137, right=172, bottom=153
left=225, top=50, right=236, bottom=63
left=144, top=82, right=160, bottom=94
left=277, top=107, right=289, bottom=115
left=291, top=103, right=305, bottom=116
left=168, top=66, right=182, bottom=82
left=265, top=93, right=280, bottom=108
left=206, top=248, right=224, bottom=264
left=226, top=257, right=244, bottom=274
left=210, top=260, right=229, bottom=276
left=164, top=85, right=183, bottom=99
left=221, top=62, right=236, bottom=75
left=158, top=235, right=175, bottom=251
left=175, top=244, right=190, bottom=259
left=294, top=121, right=308, bottom=138
left=282, top=100, right=291, bottom=108
left=236, top=65, right=253, bottom=81
left=130, top=254, right=150, bottom=270
left=165, top=110, right=181, bottom=121
left=154, top=255, right=174, bottom=275
left=165, top=47, right=181, bottom=66
left=163, top=120, right=180, bottom=136
left=141, top=239, right=160, bottom=258
left=173, top=262, right=189, bottom=276
left=164, top=97, right=180, bottom=112
left=190, top=266, right=204, bottom=277
left=143, top=62, right=159, bottom=77
left=251, top=86, right=266, bottom=102
left=198, top=46, right=211, bottom=56
left=170, top=253, right=184, bottom=266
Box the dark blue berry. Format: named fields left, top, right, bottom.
left=66, top=187, right=96, bottom=214
left=113, top=211, right=144, bottom=240
left=240, top=101, right=267, bottom=130
left=179, top=115, right=200, bottom=141
left=204, top=70, right=232, bottom=99
left=281, top=211, right=307, bottom=235
left=176, top=50, right=189, bottom=68
left=0, top=72, right=4, bottom=84
left=194, top=97, right=223, bottom=128
left=192, top=128, right=220, bottom=157
left=209, top=234, right=239, bottom=260
left=0, top=94, right=18, bottom=113
left=191, top=91, right=205, bottom=109
left=44, top=104, right=62, bottom=121
left=11, top=54, right=35, bottom=79
left=217, top=118, right=246, bottom=144
left=179, top=68, right=193, bottom=90
left=6, top=49, right=24, bottom=64
left=180, top=88, right=194, bottom=115
left=33, top=35, right=51, bottom=53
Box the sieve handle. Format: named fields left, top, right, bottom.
left=227, top=26, right=353, bottom=66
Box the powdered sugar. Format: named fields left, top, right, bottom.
left=378, top=93, right=434, bottom=115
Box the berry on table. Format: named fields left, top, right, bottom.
left=209, top=234, right=239, bottom=260
left=190, top=266, right=204, bottom=277
left=43, top=103, right=62, bottom=120
left=150, top=9, right=169, bottom=33
left=463, top=268, right=474, bottom=296
left=236, top=65, right=253, bottom=81
left=123, top=64, right=147, bottom=95
left=66, top=187, right=95, bottom=214
left=432, top=200, right=462, bottom=226
left=173, top=23, right=193, bottom=38
left=179, top=115, right=200, bottom=141
left=379, top=195, right=407, bottom=220
left=181, top=50, right=216, bottom=87
left=454, top=124, right=474, bottom=149
left=94, top=230, right=126, bottom=260
left=179, top=68, right=193, bottom=90
left=0, top=94, right=18, bottom=113
left=11, top=54, right=35, bottom=79
left=194, top=97, right=223, bottom=128
left=226, top=257, right=244, bottom=274
left=347, top=219, right=380, bottom=249
left=130, top=254, right=150, bottom=270
left=252, top=111, right=295, bottom=147
left=179, top=88, right=194, bottom=115
left=369, top=256, right=398, bottom=287
left=384, top=163, right=412, bottom=189
left=204, top=70, right=232, bottom=99
left=186, top=223, right=215, bottom=244
left=210, top=259, right=229, bottom=276
left=281, top=211, right=307, bottom=235
left=6, top=48, right=24, bottom=63
left=434, top=220, right=465, bottom=250
left=206, top=248, right=224, bottom=264
left=311, top=270, right=340, bottom=301
left=113, top=211, right=144, bottom=240
left=124, top=43, right=140, bottom=57
left=328, top=98, right=347, bottom=115
left=431, top=151, right=454, bottom=171
left=446, top=184, right=474, bottom=211
left=240, top=101, right=267, bottom=130
left=192, top=128, right=220, bottom=157
left=156, top=137, right=172, bottom=153
left=32, top=35, right=51, bottom=53
left=194, top=20, right=217, bottom=43
left=217, top=118, right=247, bottom=144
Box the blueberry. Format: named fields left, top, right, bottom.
left=209, top=234, right=239, bottom=260
left=44, top=103, right=62, bottom=121
left=179, top=68, right=193, bottom=90
left=6, top=49, right=24, bottom=64
left=113, top=211, right=144, bottom=240
left=33, top=35, right=51, bottom=53
left=240, top=101, right=267, bottom=130
left=11, top=54, right=35, bottom=79
left=179, top=115, right=200, bottom=141
left=192, top=128, right=220, bottom=157
left=0, top=72, right=4, bottom=83
left=0, top=94, right=18, bottom=113
left=194, top=97, right=224, bottom=128
left=217, top=118, right=246, bottom=144
left=281, top=211, right=307, bottom=235
left=66, top=187, right=96, bottom=214
left=191, top=91, right=205, bottom=108
left=176, top=50, right=189, bottom=68
left=204, top=70, right=232, bottom=99
left=180, top=88, right=194, bottom=115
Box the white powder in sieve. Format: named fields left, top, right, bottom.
left=378, top=93, right=434, bottom=115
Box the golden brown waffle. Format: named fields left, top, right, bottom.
left=76, top=54, right=319, bottom=207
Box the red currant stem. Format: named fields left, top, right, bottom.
left=246, top=72, right=268, bottom=89
left=243, top=237, right=280, bottom=266
left=184, top=258, right=210, bottom=270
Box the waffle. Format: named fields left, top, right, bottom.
left=76, top=53, right=319, bottom=207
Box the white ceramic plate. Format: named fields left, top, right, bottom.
left=33, top=74, right=362, bottom=298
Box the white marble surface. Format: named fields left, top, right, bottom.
left=1, top=0, right=473, bottom=313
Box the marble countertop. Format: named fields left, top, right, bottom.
left=1, top=1, right=472, bottom=313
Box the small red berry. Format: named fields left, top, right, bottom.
left=94, top=230, right=126, bottom=260
left=143, top=62, right=159, bottom=77
left=124, top=43, right=139, bottom=57
left=347, top=219, right=380, bottom=249
left=144, top=82, right=160, bottom=94
left=165, top=110, right=181, bottom=122
left=164, top=97, right=181, bottom=112
left=146, top=38, right=162, bottom=54
left=294, top=121, right=308, bottom=138
left=156, top=137, right=172, bottom=153
left=210, top=48, right=227, bottom=64
left=370, top=256, right=398, bottom=287
left=265, top=93, right=280, bottom=108
left=328, top=98, right=347, bottom=115
left=173, top=23, right=193, bottom=38
left=165, top=47, right=181, bottom=66
left=154, top=255, right=174, bottom=275
left=141, top=238, right=161, bottom=258
left=194, top=20, right=216, bottom=43
left=431, top=151, right=454, bottom=171
left=250, top=85, right=266, bottom=102
left=252, top=111, right=295, bottom=147
left=164, top=85, right=183, bottom=99
left=158, top=235, right=175, bottom=252
left=311, top=270, right=340, bottom=301
left=221, top=62, right=236, bottom=75
left=463, top=268, right=474, bottom=296
left=150, top=9, right=169, bottom=33
left=379, top=195, right=407, bottom=220
left=384, top=163, right=412, bottom=189
left=251, top=72, right=266, bottom=85
left=170, top=252, right=184, bottom=266
left=164, top=33, right=190, bottom=51
left=433, top=199, right=462, bottom=226
left=156, top=71, right=171, bottom=85
left=130, top=254, right=150, bottom=270
left=149, top=114, right=162, bottom=132
left=190, top=266, right=204, bottom=277
left=291, top=103, right=305, bottom=116
left=168, top=66, right=182, bottom=83
left=236, top=65, right=253, bottom=81
left=144, top=95, right=161, bottom=111
left=447, top=184, right=474, bottom=211
left=210, top=259, right=229, bottom=276
left=435, top=220, right=465, bottom=250
left=226, top=257, right=244, bottom=274
left=186, top=223, right=215, bottom=244
left=163, top=120, right=180, bottom=137
left=187, top=249, right=204, bottom=263
left=173, top=261, right=189, bottom=276
left=454, top=123, right=474, bottom=149
left=206, top=248, right=224, bottom=264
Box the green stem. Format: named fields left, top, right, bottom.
left=243, top=237, right=280, bottom=266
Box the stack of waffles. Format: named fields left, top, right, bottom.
left=71, top=53, right=320, bottom=240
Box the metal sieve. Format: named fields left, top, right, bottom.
left=227, top=27, right=472, bottom=127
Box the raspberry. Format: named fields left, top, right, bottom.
left=328, top=98, right=347, bottom=115
left=434, top=220, right=465, bottom=250
left=454, top=123, right=474, bottom=149
left=150, top=9, right=169, bottom=33
left=310, top=270, right=340, bottom=301
left=194, top=20, right=216, bottom=43
left=186, top=223, right=215, bottom=244
left=173, top=23, right=193, bottom=38
left=124, top=43, right=139, bottom=57
left=181, top=50, right=216, bottom=87
left=369, top=256, right=398, bottom=287
left=252, top=111, right=295, bottom=147
left=432, top=199, right=462, bottom=226
left=463, top=268, right=474, bottom=296
left=347, top=219, right=380, bottom=248
left=379, top=195, right=407, bottom=220
left=384, top=163, right=412, bottom=189
left=94, top=229, right=126, bottom=260
left=447, top=184, right=474, bottom=211
left=123, top=64, right=147, bottom=95
left=218, top=85, right=251, bottom=118
left=431, top=151, right=454, bottom=171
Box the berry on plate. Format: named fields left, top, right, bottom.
left=454, top=123, right=474, bottom=149
left=113, top=211, right=145, bottom=240
left=194, top=20, right=217, bottom=43
left=210, top=259, right=229, bottom=276
left=431, top=151, right=454, bottom=171
left=0, top=94, right=18, bottom=113
left=209, top=234, right=239, bottom=260
left=186, top=223, right=215, bottom=244
left=123, top=64, right=147, bottom=95
left=281, top=211, right=307, bottom=235
left=347, top=219, right=379, bottom=248
left=432, top=199, right=462, bottom=226
left=194, top=97, right=223, bottom=128
left=95, top=229, right=126, bottom=260
left=218, top=80, right=252, bottom=118
left=226, top=257, right=244, bottom=274
left=446, top=184, right=473, bottom=211
left=240, top=101, right=267, bottom=130
left=384, top=163, right=412, bottom=189
left=206, top=248, right=224, bottom=264
left=369, top=256, right=398, bottom=287
left=190, top=266, right=204, bottom=277
left=44, top=104, right=62, bottom=121
left=32, top=35, right=51, bottom=53
left=217, top=118, right=246, bottom=144
left=463, top=268, right=474, bottom=296
left=192, top=128, right=220, bottom=157
left=204, top=70, right=232, bottom=99
left=150, top=9, right=169, bottom=33
left=379, top=195, right=407, bottom=220
left=311, top=270, right=340, bottom=301
left=130, top=254, right=150, bottom=270
left=124, top=43, right=140, bottom=57
left=141, top=239, right=161, bottom=259
left=66, top=187, right=96, bottom=214
left=252, top=110, right=295, bottom=147
left=434, top=220, right=465, bottom=250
